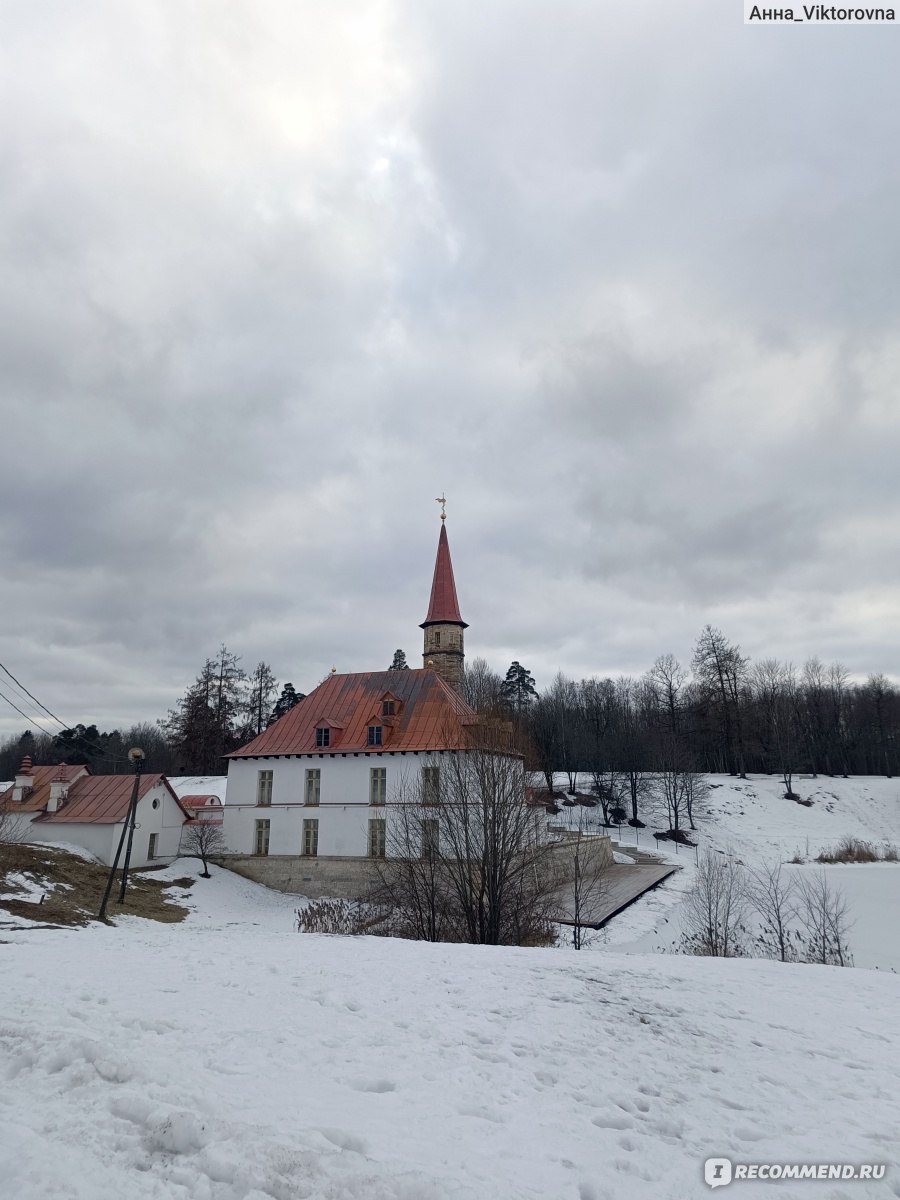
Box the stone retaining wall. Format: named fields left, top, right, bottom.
left=216, top=833, right=613, bottom=900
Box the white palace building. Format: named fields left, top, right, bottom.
left=219, top=513, right=517, bottom=890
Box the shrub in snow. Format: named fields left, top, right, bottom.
left=816, top=836, right=884, bottom=864
left=796, top=872, right=854, bottom=967
left=681, top=849, right=748, bottom=958
left=747, top=861, right=799, bottom=963
left=295, top=899, right=390, bottom=936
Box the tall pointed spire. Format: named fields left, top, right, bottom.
left=422, top=523, right=468, bottom=628
left=420, top=513, right=467, bottom=690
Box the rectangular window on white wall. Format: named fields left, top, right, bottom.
left=256, top=770, right=273, bottom=806
left=254, top=819, right=270, bottom=856
left=148, top=833, right=158, bottom=860
left=305, top=769, right=321, bottom=806
left=368, top=818, right=386, bottom=858
left=421, top=818, right=439, bottom=860
left=303, top=819, right=319, bottom=857
left=422, top=766, right=440, bottom=805
left=369, top=767, right=386, bottom=805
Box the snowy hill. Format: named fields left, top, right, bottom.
left=168, top=775, right=228, bottom=801
left=1, top=861, right=898, bottom=1200
left=563, top=774, right=900, bottom=969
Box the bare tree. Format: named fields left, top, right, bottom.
left=0, top=803, right=29, bottom=868
left=747, top=860, right=799, bottom=962
left=657, top=764, right=690, bottom=836
left=683, top=771, right=709, bottom=831
left=682, top=849, right=748, bottom=957
left=693, top=626, right=749, bottom=777
left=529, top=673, right=580, bottom=793
left=463, top=657, right=506, bottom=716
left=373, top=773, right=451, bottom=942
left=554, top=804, right=607, bottom=949
left=797, top=872, right=853, bottom=966
left=614, top=677, right=653, bottom=826
left=374, top=725, right=556, bottom=946
left=244, top=662, right=278, bottom=738
left=180, top=821, right=226, bottom=878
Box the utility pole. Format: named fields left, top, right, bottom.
left=97, top=747, right=145, bottom=921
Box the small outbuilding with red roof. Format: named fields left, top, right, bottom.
left=0, top=756, right=190, bottom=866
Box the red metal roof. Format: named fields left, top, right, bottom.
left=0, top=764, right=90, bottom=812
left=421, top=523, right=467, bottom=628
left=35, top=773, right=151, bottom=824
left=179, top=795, right=222, bottom=808
left=229, top=669, right=480, bottom=758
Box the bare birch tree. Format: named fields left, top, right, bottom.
left=747, top=860, right=798, bottom=961
left=554, top=803, right=607, bottom=950
left=682, top=848, right=748, bottom=957
left=797, top=872, right=853, bottom=966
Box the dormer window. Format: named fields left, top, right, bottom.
left=316, top=726, right=331, bottom=748
left=382, top=700, right=395, bottom=717
left=367, top=725, right=383, bottom=747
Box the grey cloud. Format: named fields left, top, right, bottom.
left=1, top=0, right=900, bottom=736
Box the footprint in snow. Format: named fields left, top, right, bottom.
left=591, top=1112, right=633, bottom=1131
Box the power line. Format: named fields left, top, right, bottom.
left=0, top=661, right=69, bottom=730
left=0, top=660, right=131, bottom=766
left=0, top=686, right=55, bottom=734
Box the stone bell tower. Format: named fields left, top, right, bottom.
left=420, top=499, right=467, bottom=691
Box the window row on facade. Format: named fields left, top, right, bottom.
left=252, top=815, right=439, bottom=860
left=254, top=766, right=440, bottom=808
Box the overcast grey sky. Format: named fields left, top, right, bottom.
left=1, top=0, right=899, bottom=736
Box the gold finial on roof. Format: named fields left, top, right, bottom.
left=435, top=494, right=447, bottom=522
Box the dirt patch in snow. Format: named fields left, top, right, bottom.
left=0, top=844, right=192, bottom=928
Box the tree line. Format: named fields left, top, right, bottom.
left=465, top=626, right=900, bottom=823
left=0, top=645, right=305, bottom=779
left=3, top=627, right=897, bottom=785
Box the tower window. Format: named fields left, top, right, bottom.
left=316, top=726, right=330, bottom=748
left=434, top=632, right=441, bottom=647
left=367, top=725, right=383, bottom=747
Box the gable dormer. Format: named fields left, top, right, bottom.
left=364, top=714, right=388, bottom=747
left=313, top=718, right=344, bottom=750
left=379, top=692, right=402, bottom=721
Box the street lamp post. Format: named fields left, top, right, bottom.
left=97, top=747, right=145, bottom=921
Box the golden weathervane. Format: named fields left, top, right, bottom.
left=435, top=494, right=447, bottom=521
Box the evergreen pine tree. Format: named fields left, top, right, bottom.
left=268, top=682, right=305, bottom=726
left=390, top=649, right=410, bottom=670
left=500, top=661, right=537, bottom=714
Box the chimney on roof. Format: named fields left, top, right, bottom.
left=47, top=763, right=70, bottom=813
left=11, top=756, right=34, bottom=803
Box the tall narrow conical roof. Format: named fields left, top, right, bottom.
left=420, top=522, right=467, bottom=628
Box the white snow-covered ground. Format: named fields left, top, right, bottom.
left=552, top=775, right=900, bottom=970
left=1, top=860, right=899, bottom=1200
left=169, top=775, right=229, bottom=801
